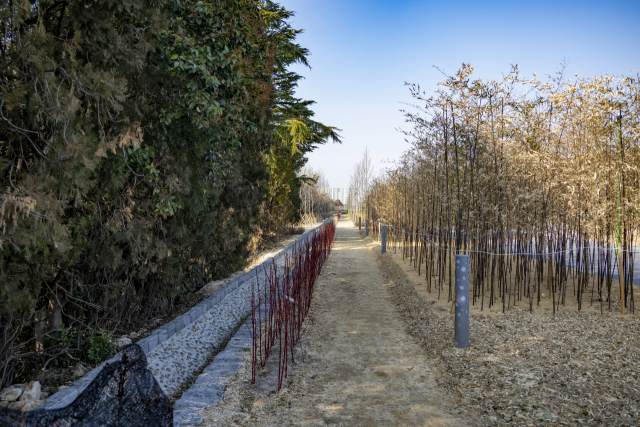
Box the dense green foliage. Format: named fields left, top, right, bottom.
left=258, top=3, right=340, bottom=233
left=0, top=0, right=337, bottom=387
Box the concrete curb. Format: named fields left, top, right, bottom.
left=173, top=321, right=252, bottom=427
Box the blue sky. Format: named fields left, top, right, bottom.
left=279, top=0, right=640, bottom=187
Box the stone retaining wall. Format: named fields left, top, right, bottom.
left=44, top=220, right=331, bottom=410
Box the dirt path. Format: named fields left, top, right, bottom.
left=202, top=217, right=465, bottom=426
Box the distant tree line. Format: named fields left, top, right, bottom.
left=298, top=166, right=334, bottom=225
left=0, top=0, right=339, bottom=388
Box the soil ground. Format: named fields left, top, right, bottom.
left=372, top=236, right=640, bottom=426
left=200, top=216, right=640, bottom=426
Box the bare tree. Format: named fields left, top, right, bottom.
left=349, top=147, right=374, bottom=220
left=299, top=167, right=334, bottom=225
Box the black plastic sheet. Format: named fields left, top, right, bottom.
left=0, top=345, right=171, bottom=427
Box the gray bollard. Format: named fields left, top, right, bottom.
left=454, top=255, right=470, bottom=348
left=359, top=217, right=361, bottom=230
left=381, top=226, right=387, bottom=254
left=365, top=219, right=369, bottom=236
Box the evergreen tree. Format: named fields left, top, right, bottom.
left=0, top=0, right=337, bottom=388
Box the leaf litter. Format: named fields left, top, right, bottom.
left=374, top=245, right=640, bottom=426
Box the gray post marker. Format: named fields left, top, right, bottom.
left=381, top=226, right=387, bottom=254
left=365, top=219, right=369, bottom=236
left=454, top=255, right=470, bottom=348
left=359, top=217, right=361, bottom=230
